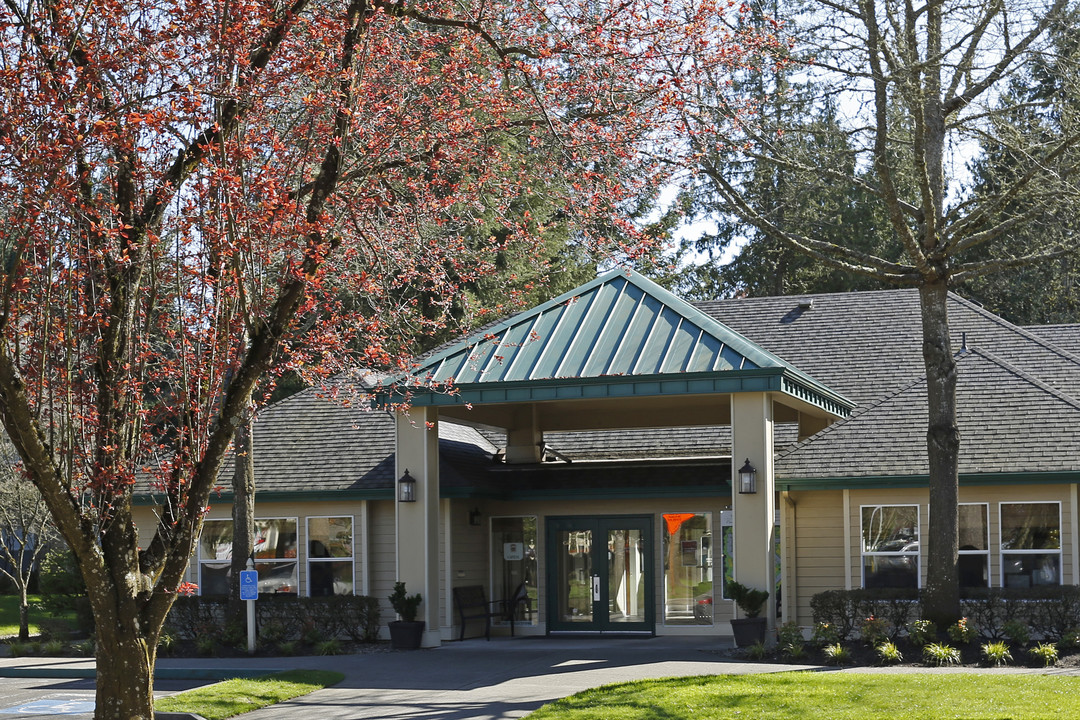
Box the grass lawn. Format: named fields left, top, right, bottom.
left=525, top=672, right=1080, bottom=720
left=154, top=669, right=345, bottom=720
left=0, top=594, right=73, bottom=638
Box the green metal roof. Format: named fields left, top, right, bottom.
left=405, top=270, right=853, bottom=415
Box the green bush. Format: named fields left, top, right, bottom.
left=823, top=643, right=851, bottom=665
left=42, top=639, right=65, bottom=655
left=875, top=641, right=903, bottom=665
left=811, top=589, right=917, bottom=642
left=37, top=550, right=94, bottom=635
left=315, top=638, right=344, bottom=655
left=745, top=641, right=768, bottom=660
left=922, top=642, right=961, bottom=667
left=1002, top=619, right=1031, bottom=646
left=861, top=615, right=888, bottom=645
left=906, top=619, right=937, bottom=647
left=1030, top=642, right=1059, bottom=667
left=947, top=617, right=976, bottom=644
left=980, top=641, right=1012, bottom=667
left=810, top=621, right=839, bottom=648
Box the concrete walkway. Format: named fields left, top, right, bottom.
left=2, top=637, right=1078, bottom=719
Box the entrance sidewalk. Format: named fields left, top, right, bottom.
left=3, top=637, right=1078, bottom=720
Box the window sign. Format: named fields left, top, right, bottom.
left=504, top=542, right=524, bottom=561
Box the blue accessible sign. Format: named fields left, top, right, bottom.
left=239, top=570, right=258, bottom=601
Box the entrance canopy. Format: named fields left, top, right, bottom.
left=403, top=270, right=852, bottom=432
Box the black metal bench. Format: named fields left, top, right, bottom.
left=453, top=585, right=500, bottom=641
left=453, top=583, right=533, bottom=641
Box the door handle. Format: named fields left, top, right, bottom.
left=592, top=575, right=601, bottom=601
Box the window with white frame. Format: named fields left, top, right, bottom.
left=307, top=516, right=354, bottom=596
left=199, top=517, right=299, bottom=596
left=197, top=519, right=235, bottom=596
left=253, top=518, right=299, bottom=595
left=861, top=505, right=919, bottom=589
left=1000, top=502, right=1061, bottom=588
left=958, top=503, right=989, bottom=590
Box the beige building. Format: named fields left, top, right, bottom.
left=135, top=270, right=1080, bottom=645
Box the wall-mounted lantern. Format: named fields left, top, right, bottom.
left=738, top=458, right=757, bottom=494
left=469, top=507, right=482, bottom=526
left=398, top=469, right=417, bottom=503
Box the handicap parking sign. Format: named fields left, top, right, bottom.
left=240, top=569, right=258, bottom=600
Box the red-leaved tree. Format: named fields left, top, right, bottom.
left=0, top=0, right=768, bottom=716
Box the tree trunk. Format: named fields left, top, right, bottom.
left=228, top=407, right=256, bottom=629
left=918, top=279, right=961, bottom=627
left=18, top=585, right=29, bottom=642
left=93, top=606, right=156, bottom=719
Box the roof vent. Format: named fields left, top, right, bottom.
left=798, top=299, right=814, bottom=310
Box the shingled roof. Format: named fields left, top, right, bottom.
left=195, top=285, right=1079, bottom=499
left=775, top=347, right=1080, bottom=484
left=697, top=290, right=1080, bottom=409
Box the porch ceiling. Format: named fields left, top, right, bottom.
left=400, top=270, right=853, bottom=422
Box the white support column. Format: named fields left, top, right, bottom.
left=359, top=501, right=371, bottom=597
left=395, top=407, right=442, bottom=648
left=1071, top=484, right=1079, bottom=585
left=731, top=392, right=776, bottom=631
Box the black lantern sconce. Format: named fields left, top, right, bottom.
left=738, top=458, right=757, bottom=494
left=468, top=507, right=482, bottom=527
left=398, top=469, right=417, bottom=503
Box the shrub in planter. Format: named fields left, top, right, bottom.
left=388, top=582, right=424, bottom=650
left=727, top=580, right=769, bottom=648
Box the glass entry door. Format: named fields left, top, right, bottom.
left=546, top=516, right=654, bottom=633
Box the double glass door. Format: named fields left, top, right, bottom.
left=546, top=516, right=654, bottom=633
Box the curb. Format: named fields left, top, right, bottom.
left=0, top=666, right=286, bottom=679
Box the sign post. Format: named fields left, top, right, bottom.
left=240, top=560, right=258, bottom=654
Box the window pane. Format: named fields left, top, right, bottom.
left=958, top=505, right=988, bottom=551
left=491, top=516, right=537, bottom=625
left=200, top=562, right=230, bottom=596
left=862, top=506, right=918, bottom=553
left=1003, top=553, right=1060, bottom=587
left=1001, top=504, right=1060, bottom=550
left=959, top=555, right=988, bottom=590
left=863, top=556, right=918, bottom=589
left=199, top=519, right=233, bottom=559
left=256, top=560, right=298, bottom=595
left=662, top=513, right=713, bottom=625
left=254, top=519, right=298, bottom=559
left=309, top=517, right=353, bottom=558
left=309, top=560, right=353, bottom=596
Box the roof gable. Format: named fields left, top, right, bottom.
left=418, top=269, right=785, bottom=383
left=405, top=270, right=852, bottom=415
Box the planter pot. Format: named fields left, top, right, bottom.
left=389, top=620, right=426, bottom=650
left=730, top=617, right=767, bottom=648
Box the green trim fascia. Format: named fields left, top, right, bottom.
left=136, top=485, right=726, bottom=506
left=778, top=471, right=1080, bottom=492
left=400, top=366, right=852, bottom=417
left=442, top=484, right=732, bottom=501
